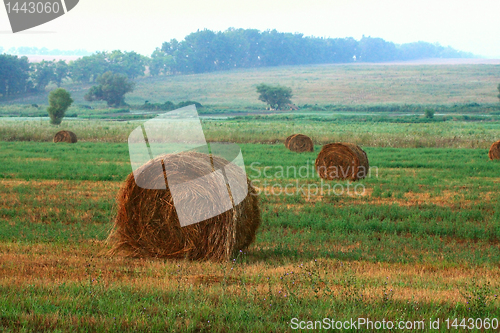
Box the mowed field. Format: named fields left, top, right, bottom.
left=128, top=64, right=500, bottom=106
left=0, top=140, right=499, bottom=331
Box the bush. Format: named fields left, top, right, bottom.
left=424, top=109, right=435, bottom=118
left=47, top=88, right=73, bottom=125
left=138, top=100, right=202, bottom=111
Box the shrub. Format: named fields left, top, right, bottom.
left=47, top=88, right=73, bottom=125
left=424, top=109, right=435, bottom=118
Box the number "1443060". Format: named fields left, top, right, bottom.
left=5, top=2, right=60, bottom=14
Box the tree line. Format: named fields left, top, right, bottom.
left=2, top=47, right=91, bottom=56
left=153, top=29, right=474, bottom=73
left=0, top=28, right=475, bottom=98
left=0, top=50, right=148, bottom=97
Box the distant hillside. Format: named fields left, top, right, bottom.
left=3, top=63, right=499, bottom=107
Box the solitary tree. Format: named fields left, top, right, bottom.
left=47, top=88, right=73, bottom=125
left=256, top=84, right=293, bottom=110
left=84, top=71, right=135, bottom=107
left=497, top=83, right=500, bottom=101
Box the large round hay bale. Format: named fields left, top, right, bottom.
left=107, top=151, right=261, bottom=261
left=284, top=134, right=294, bottom=148
left=489, top=140, right=500, bottom=160
left=285, top=134, right=314, bottom=152
left=315, top=143, right=369, bottom=181
left=53, top=130, right=77, bottom=143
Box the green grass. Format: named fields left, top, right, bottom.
left=2, top=64, right=500, bottom=108
left=1, top=117, right=500, bottom=148
left=1, top=277, right=496, bottom=332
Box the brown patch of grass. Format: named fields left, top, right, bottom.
left=188, top=274, right=240, bottom=286
left=0, top=179, right=120, bottom=223
left=1, top=241, right=499, bottom=305
left=259, top=180, right=493, bottom=209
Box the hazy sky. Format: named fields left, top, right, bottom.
left=1, top=0, right=499, bottom=58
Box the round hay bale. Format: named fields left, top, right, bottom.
left=107, top=152, right=261, bottom=261
left=489, top=140, right=500, bottom=160
left=315, top=143, right=369, bottom=181
left=284, top=134, right=294, bottom=148
left=53, top=130, right=77, bottom=143
left=285, top=134, right=314, bottom=152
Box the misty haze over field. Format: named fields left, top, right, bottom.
left=0, top=0, right=499, bottom=58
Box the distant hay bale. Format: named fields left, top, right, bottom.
left=285, top=134, right=314, bottom=152
left=53, top=130, right=77, bottom=143
left=315, top=143, right=369, bottom=181
left=107, top=151, right=261, bottom=262
left=489, top=140, right=500, bottom=160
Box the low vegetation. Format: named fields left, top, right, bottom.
left=1, top=117, right=499, bottom=149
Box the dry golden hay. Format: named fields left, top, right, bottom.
left=284, top=135, right=293, bottom=148
left=315, top=143, right=369, bottom=181
left=53, top=130, right=77, bottom=143
left=489, top=140, right=500, bottom=160
left=107, top=151, right=261, bottom=262
left=285, top=134, right=314, bottom=152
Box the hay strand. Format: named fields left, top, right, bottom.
left=489, top=140, right=500, bottom=160
left=285, top=134, right=314, bottom=152
left=53, top=130, right=77, bottom=143
left=315, top=143, right=369, bottom=181
left=107, top=151, right=260, bottom=262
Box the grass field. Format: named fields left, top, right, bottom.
left=0, top=141, right=499, bottom=332
left=1, top=117, right=499, bottom=149
left=1, top=63, right=500, bottom=331
left=3, top=63, right=500, bottom=108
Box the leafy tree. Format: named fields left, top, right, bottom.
left=69, top=51, right=147, bottom=83
left=497, top=84, right=500, bottom=101
left=53, top=60, right=69, bottom=87
left=84, top=71, right=135, bottom=107
left=107, top=50, right=147, bottom=79
left=69, top=52, right=107, bottom=83
left=30, top=60, right=56, bottom=91
left=0, top=54, right=31, bottom=97
left=256, top=84, right=293, bottom=110
left=149, top=48, right=175, bottom=76
left=47, top=88, right=73, bottom=125
left=358, top=36, right=397, bottom=62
